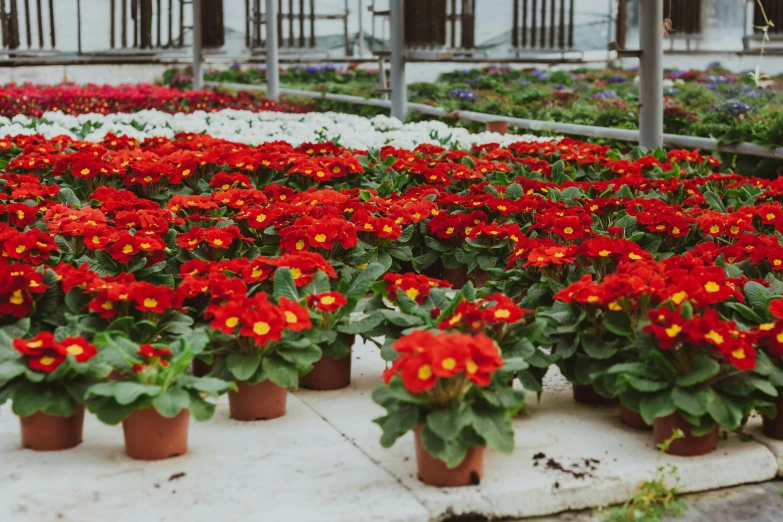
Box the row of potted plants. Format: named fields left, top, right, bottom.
left=2, top=129, right=783, bottom=487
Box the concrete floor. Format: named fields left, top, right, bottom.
left=1, top=339, right=781, bottom=522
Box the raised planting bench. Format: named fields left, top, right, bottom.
left=0, top=339, right=779, bottom=522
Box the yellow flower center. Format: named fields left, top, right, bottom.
left=9, top=290, right=23, bottom=305
left=417, top=365, right=432, bottom=380
left=441, top=358, right=456, bottom=370
left=704, top=281, right=720, bottom=293
left=665, top=324, right=682, bottom=338
left=705, top=330, right=724, bottom=345
left=284, top=311, right=298, bottom=323
left=494, top=309, right=511, bottom=319
left=314, top=234, right=327, bottom=243
left=320, top=296, right=336, bottom=305
left=143, top=298, right=158, bottom=309
left=253, top=322, right=271, bottom=335
left=66, top=344, right=84, bottom=356
left=466, top=360, right=478, bottom=374
left=225, top=317, right=239, bottom=328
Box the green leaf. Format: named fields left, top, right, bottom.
left=426, top=402, right=472, bottom=442
left=625, top=377, right=670, bottom=393
left=640, top=390, right=676, bottom=425
left=470, top=407, right=515, bottom=454
left=186, top=376, right=233, bottom=397
left=703, top=190, right=726, bottom=212
left=671, top=386, right=710, bottom=417
left=152, top=387, right=191, bottom=418
left=344, top=262, right=386, bottom=310
left=706, top=390, right=743, bottom=429
left=602, top=311, right=633, bottom=337
left=114, top=382, right=162, bottom=405
left=581, top=333, right=617, bottom=360
left=226, top=352, right=262, bottom=381
left=11, top=381, right=52, bottom=417
left=187, top=391, right=216, bottom=421
left=261, top=356, right=298, bottom=388
left=273, top=267, right=299, bottom=302
left=374, top=403, right=420, bottom=448
left=675, top=355, right=720, bottom=387
left=420, top=425, right=472, bottom=469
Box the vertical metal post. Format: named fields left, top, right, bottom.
left=357, top=0, right=364, bottom=56
left=76, top=0, right=82, bottom=54
left=638, top=0, right=663, bottom=149
left=192, top=0, right=203, bottom=89
left=265, top=0, right=280, bottom=101
left=389, top=0, right=406, bottom=120
left=378, top=55, right=387, bottom=100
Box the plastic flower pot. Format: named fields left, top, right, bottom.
left=300, top=351, right=352, bottom=391
left=441, top=265, right=469, bottom=288
left=191, top=358, right=213, bottom=377
left=228, top=380, right=287, bottom=421
left=122, top=407, right=189, bottom=460
left=485, top=121, right=509, bottom=135
left=414, top=425, right=484, bottom=487
left=572, top=384, right=617, bottom=406
left=19, top=404, right=85, bottom=451
left=620, top=404, right=651, bottom=431
left=470, top=269, right=490, bottom=288
left=653, top=411, right=718, bottom=456
left=761, top=395, right=783, bottom=440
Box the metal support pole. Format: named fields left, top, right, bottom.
left=192, top=0, right=203, bottom=89
left=378, top=55, right=387, bottom=100
left=265, top=0, right=280, bottom=101
left=357, top=0, right=364, bottom=57
left=638, top=0, right=663, bottom=149
left=389, top=0, right=406, bottom=120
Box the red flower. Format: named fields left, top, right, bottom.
left=307, top=291, right=347, bottom=312
left=55, top=337, right=97, bottom=362
left=277, top=296, right=312, bottom=332
left=28, top=353, right=65, bottom=373
left=13, top=332, right=56, bottom=355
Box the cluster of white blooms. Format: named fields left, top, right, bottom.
left=0, top=109, right=555, bottom=150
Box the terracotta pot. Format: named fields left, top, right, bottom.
left=620, top=404, right=651, bottom=430
left=301, top=350, right=352, bottom=391
left=761, top=394, right=783, bottom=440
left=572, top=384, right=617, bottom=406
left=19, top=404, right=85, bottom=451
left=441, top=265, right=469, bottom=288
left=653, top=411, right=718, bottom=456
left=486, top=120, right=509, bottom=135
left=192, top=358, right=214, bottom=377
left=414, top=425, right=484, bottom=487
left=228, top=380, right=287, bottom=421
left=470, top=269, right=490, bottom=288
left=122, top=407, right=189, bottom=460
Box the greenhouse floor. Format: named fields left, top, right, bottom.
left=1, top=339, right=782, bottom=522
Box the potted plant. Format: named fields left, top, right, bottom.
left=610, top=304, right=773, bottom=456
left=0, top=322, right=104, bottom=451
left=287, top=261, right=386, bottom=390
left=372, top=330, right=525, bottom=487
left=729, top=284, right=783, bottom=440
left=206, top=284, right=319, bottom=420
left=85, top=328, right=233, bottom=460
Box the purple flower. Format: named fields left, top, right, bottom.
left=723, top=101, right=753, bottom=114
left=230, top=62, right=242, bottom=71
left=608, top=76, right=627, bottom=84
left=449, top=88, right=478, bottom=102
left=594, top=90, right=618, bottom=99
